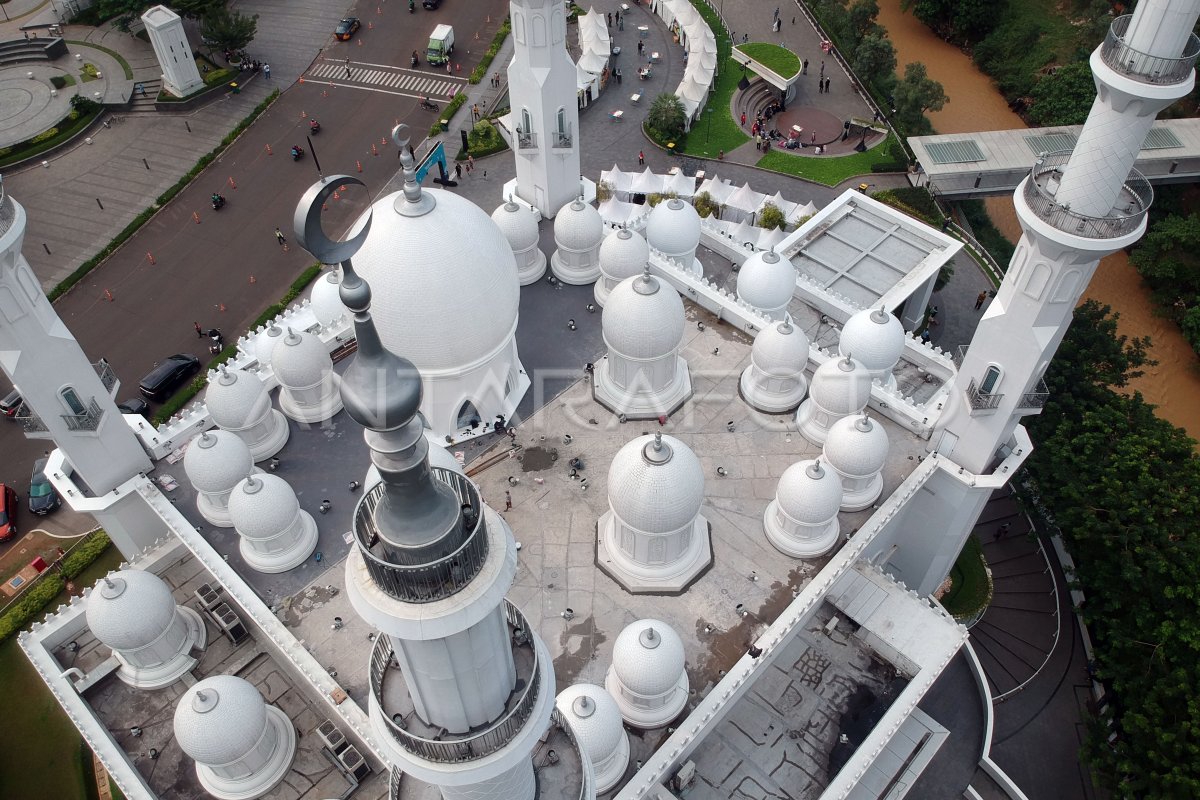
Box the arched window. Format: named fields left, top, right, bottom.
left=980, top=365, right=1002, bottom=395
left=556, top=107, right=566, bottom=134
left=60, top=387, right=86, bottom=416
left=520, top=108, right=532, bottom=134
left=456, top=400, right=481, bottom=431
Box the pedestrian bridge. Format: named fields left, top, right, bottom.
left=906, top=118, right=1200, bottom=199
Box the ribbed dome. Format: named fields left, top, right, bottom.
left=824, top=414, right=889, bottom=477
left=174, top=675, right=268, bottom=766
left=206, top=368, right=272, bottom=429
left=839, top=308, right=904, bottom=372
left=607, top=433, right=704, bottom=533
left=254, top=326, right=284, bottom=368
left=775, top=460, right=844, bottom=523
left=271, top=330, right=331, bottom=388
left=809, top=356, right=872, bottom=414
left=86, top=570, right=178, bottom=652
left=227, top=474, right=301, bottom=540
left=309, top=270, right=346, bottom=328
left=555, top=684, right=625, bottom=761
left=491, top=202, right=541, bottom=252
left=184, top=430, right=253, bottom=494
left=611, top=620, right=686, bottom=695
left=737, top=251, right=795, bottom=312
left=603, top=273, right=685, bottom=359
left=554, top=199, right=604, bottom=252
left=349, top=188, right=520, bottom=372
left=751, top=321, right=810, bottom=375
left=599, top=228, right=650, bottom=282
left=646, top=198, right=701, bottom=257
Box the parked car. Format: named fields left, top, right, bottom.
left=0, top=484, right=18, bottom=542
left=117, top=397, right=150, bottom=416
left=335, top=17, right=361, bottom=41
left=138, top=354, right=201, bottom=402
left=28, top=458, right=61, bottom=516
left=423, top=0, right=442, bottom=9
left=0, top=389, right=21, bottom=417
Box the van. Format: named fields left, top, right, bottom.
left=427, top=24, right=455, bottom=66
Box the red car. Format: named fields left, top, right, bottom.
left=0, top=484, right=17, bottom=542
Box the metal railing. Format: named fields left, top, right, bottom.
left=1023, top=151, right=1152, bottom=239
left=353, top=468, right=489, bottom=604
left=370, top=601, right=542, bottom=763
left=1017, top=377, right=1050, bottom=410
left=15, top=407, right=47, bottom=433
left=966, top=379, right=1003, bottom=411
left=553, top=123, right=573, bottom=149
left=388, top=767, right=403, bottom=800
left=93, top=359, right=117, bottom=393
left=516, top=128, right=537, bottom=149
left=62, top=397, right=104, bottom=432
left=550, top=707, right=594, bottom=800
left=1101, top=15, right=1200, bottom=86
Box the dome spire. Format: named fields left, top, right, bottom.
left=392, top=124, right=436, bottom=218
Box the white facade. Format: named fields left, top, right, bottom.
left=796, top=355, right=872, bottom=446
left=739, top=320, right=810, bottom=413
left=492, top=201, right=548, bottom=285
left=183, top=430, right=255, bottom=528
left=646, top=198, right=703, bottom=276
left=839, top=307, right=905, bottom=391
left=605, top=620, right=689, bottom=729
left=823, top=414, right=889, bottom=512
left=551, top=199, right=604, bottom=284
left=555, top=684, right=630, bottom=794
left=228, top=475, right=318, bottom=573
left=141, top=6, right=203, bottom=98
left=595, top=227, right=650, bottom=306
left=736, top=250, right=794, bottom=320
left=763, top=459, right=844, bottom=558
left=205, top=366, right=290, bottom=462
left=270, top=329, right=343, bottom=423
left=507, top=0, right=583, bottom=218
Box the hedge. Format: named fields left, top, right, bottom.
left=872, top=187, right=944, bottom=227
left=0, top=107, right=101, bottom=168
left=469, top=19, right=512, bottom=85
left=61, top=531, right=112, bottom=579
left=430, top=93, right=469, bottom=138
left=0, top=530, right=112, bottom=643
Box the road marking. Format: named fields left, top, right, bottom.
left=306, top=61, right=468, bottom=97
left=299, top=79, right=461, bottom=102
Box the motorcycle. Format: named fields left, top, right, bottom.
left=309, top=119, right=321, bottom=134
left=409, top=0, right=415, bottom=11
left=290, top=145, right=304, bottom=161
left=411, top=53, right=420, bottom=68
left=211, top=193, right=226, bottom=210
left=419, top=97, right=438, bottom=111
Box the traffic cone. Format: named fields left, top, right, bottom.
left=356, top=160, right=363, bottom=173
left=475, top=31, right=480, bottom=41
left=218, top=303, right=226, bottom=312
left=299, top=76, right=304, bottom=84
left=372, top=143, right=378, bottom=155
left=104, top=289, right=114, bottom=302
left=301, top=110, right=307, bottom=118
left=381, top=137, right=387, bottom=145
left=339, top=185, right=348, bottom=192
left=358, top=39, right=363, bottom=46
left=249, top=275, right=257, bottom=284
left=193, top=211, right=201, bottom=224
left=333, top=191, right=340, bottom=200
left=266, top=143, right=273, bottom=155
left=322, top=89, right=329, bottom=98
left=369, top=21, right=374, bottom=29
left=228, top=176, right=237, bottom=189
left=455, top=62, right=461, bottom=72
left=146, top=252, right=155, bottom=265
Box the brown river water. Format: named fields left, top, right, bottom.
left=876, top=0, right=1200, bottom=436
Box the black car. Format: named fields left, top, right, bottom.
left=0, top=389, right=21, bottom=417
left=139, top=354, right=201, bottom=402
left=29, top=458, right=61, bottom=516
left=423, top=0, right=441, bottom=8
left=117, top=397, right=150, bottom=416
left=335, top=17, right=361, bottom=41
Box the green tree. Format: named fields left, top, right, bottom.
left=1130, top=214, right=1200, bottom=283
left=646, top=93, right=687, bottom=144
left=971, top=17, right=1044, bottom=99
left=1028, top=61, right=1096, bottom=126
left=96, top=0, right=152, bottom=30
left=171, top=0, right=225, bottom=20
left=200, top=7, right=258, bottom=54
left=891, top=62, right=947, bottom=133
left=693, top=191, right=720, bottom=219
left=904, top=0, right=1003, bottom=43
left=847, top=0, right=880, bottom=43
left=852, top=32, right=897, bottom=94
left=757, top=203, right=786, bottom=230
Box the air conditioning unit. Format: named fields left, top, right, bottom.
left=213, top=602, right=249, bottom=645
left=316, top=720, right=347, bottom=755
left=672, top=760, right=697, bottom=792
left=338, top=745, right=371, bottom=782
left=194, top=583, right=221, bottom=610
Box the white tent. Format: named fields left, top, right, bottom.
left=578, top=49, right=608, bottom=74
left=601, top=165, right=633, bottom=199
left=791, top=200, right=819, bottom=223
left=730, top=218, right=755, bottom=243
left=689, top=30, right=718, bottom=55
left=599, top=197, right=644, bottom=228
left=630, top=167, right=665, bottom=195
left=724, top=182, right=768, bottom=223
left=674, top=3, right=700, bottom=28
left=697, top=176, right=735, bottom=205
left=685, top=61, right=715, bottom=88
left=664, top=171, right=697, bottom=198
left=756, top=227, right=788, bottom=251
left=758, top=191, right=799, bottom=222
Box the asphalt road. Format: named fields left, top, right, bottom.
left=0, top=0, right=509, bottom=551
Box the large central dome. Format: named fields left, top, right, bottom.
left=350, top=188, right=521, bottom=372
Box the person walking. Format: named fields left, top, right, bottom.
left=505, top=491, right=513, bottom=511
left=975, top=291, right=987, bottom=310
left=472, top=103, right=480, bottom=121
left=344, top=57, right=351, bottom=79
left=820, top=60, right=825, bottom=78
left=802, top=58, right=808, bottom=74
left=455, top=162, right=462, bottom=179
left=825, top=77, right=832, bottom=93
left=274, top=227, right=287, bottom=246
left=616, top=67, right=622, bottom=84
left=194, top=321, right=204, bottom=338
left=638, top=150, right=645, bottom=165
left=740, top=111, right=747, bottom=126
left=264, top=63, right=271, bottom=80
left=467, top=154, right=475, bottom=171
left=810, top=131, right=817, bottom=144
left=637, top=40, right=644, bottom=55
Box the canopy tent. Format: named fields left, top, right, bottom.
left=758, top=191, right=799, bottom=221
left=677, top=75, right=709, bottom=119
left=599, top=197, right=648, bottom=228
left=630, top=167, right=665, bottom=195
left=601, top=165, right=632, bottom=197
left=791, top=200, right=818, bottom=223
left=663, top=170, right=697, bottom=198
left=657, top=0, right=689, bottom=24
left=697, top=175, right=735, bottom=205
left=756, top=227, right=788, bottom=251
left=578, top=49, right=608, bottom=74
left=673, top=2, right=700, bottom=28
left=689, top=31, right=718, bottom=55
left=685, top=61, right=715, bottom=88
left=695, top=49, right=719, bottom=72
left=723, top=182, right=769, bottom=223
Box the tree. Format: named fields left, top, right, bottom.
left=96, top=0, right=152, bottom=30
left=646, top=93, right=686, bottom=144
left=891, top=62, right=947, bottom=133
left=171, top=0, right=225, bottom=20
left=852, top=32, right=897, bottom=95
left=1129, top=213, right=1200, bottom=356
left=757, top=203, right=786, bottom=230
left=904, top=0, right=1004, bottom=43
left=847, top=0, right=880, bottom=43
left=693, top=191, right=720, bottom=219
left=200, top=7, right=258, bottom=54
left=1028, top=61, right=1096, bottom=126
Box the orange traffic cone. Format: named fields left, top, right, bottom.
left=146, top=252, right=155, bottom=265
left=193, top=211, right=201, bottom=224
left=356, top=160, right=363, bottom=173
left=266, top=143, right=273, bottom=155
left=104, top=289, right=114, bottom=302
left=249, top=275, right=257, bottom=284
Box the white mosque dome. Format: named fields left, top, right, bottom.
left=174, top=675, right=268, bottom=766
left=751, top=321, right=810, bottom=374
left=555, top=684, right=625, bottom=763
left=308, top=270, right=346, bottom=328
left=86, top=570, right=178, bottom=652
left=839, top=308, right=904, bottom=372
left=227, top=475, right=302, bottom=540
left=607, top=434, right=704, bottom=533
left=646, top=198, right=701, bottom=256
left=603, top=273, right=685, bottom=359
left=254, top=326, right=284, bottom=368
left=491, top=201, right=541, bottom=253
left=611, top=620, right=686, bottom=696
left=599, top=228, right=650, bottom=282
left=776, top=460, right=844, bottom=523
left=809, top=356, right=873, bottom=414
left=824, top=415, right=889, bottom=477
left=737, top=251, right=795, bottom=311
left=554, top=199, right=604, bottom=252
left=271, top=329, right=331, bottom=388
left=206, top=368, right=272, bottom=430
left=184, top=430, right=253, bottom=494
left=350, top=188, right=520, bottom=372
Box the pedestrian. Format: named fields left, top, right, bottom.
left=606, top=11, right=612, bottom=26
left=755, top=134, right=762, bottom=151
left=274, top=227, right=286, bottom=246
left=820, top=60, right=825, bottom=77
left=743, top=33, right=749, bottom=43
left=472, top=103, right=480, bottom=121
left=482, top=169, right=487, bottom=179
left=264, top=63, right=271, bottom=79
left=446, top=60, right=452, bottom=75
left=619, top=16, right=624, bottom=30
left=493, top=71, right=500, bottom=87
left=802, top=58, right=808, bottom=74
left=828, top=77, right=833, bottom=92
left=505, top=491, right=512, bottom=511
left=740, top=111, right=746, bottom=126
left=638, top=40, right=644, bottom=55
left=774, top=6, right=780, bottom=21
left=195, top=321, right=204, bottom=338
left=773, top=18, right=781, bottom=32
left=975, top=291, right=987, bottom=310
left=792, top=16, right=796, bottom=24
left=818, top=80, right=823, bottom=94
left=638, top=150, right=645, bottom=165
left=617, top=68, right=622, bottom=84
left=467, top=154, right=475, bottom=171
left=920, top=328, right=931, bottom=343
left=455, top=162, right=462, bottom=179
left=995, top=523, right=1010, bottom=541
left=345, top=65, right=352, bottom=79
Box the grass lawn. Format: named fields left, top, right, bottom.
left=677, top=0, right=748, bottom=158
left=736, top=43, right=801, bottom=79
left=65, top=40, right=135, bottom=80
left=940, top=535, right=992, bottom=619
left=755, top=132, right=902, bottom=186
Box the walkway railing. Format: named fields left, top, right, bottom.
left=1023, top=151, right=1151, bottom=240
left=966, top=379, right=1003, bottom=411
left=549, top=708, right=595, bottom=800
left=1101, top=15, right=1200, bottom=86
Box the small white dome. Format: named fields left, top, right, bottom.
left=603, top=272, right=685, bottom=360
left=599, top=228, right=650, bottom=283
left=737, top=251, right=795, bottom=312
left=254, top=326, right=284, bottom=368
left=491, top=202, right=541, bottom=252
left=86, top=570, right=178, bottom=652
left=776, top=460, right=844, bottom=523
left=555, top=684, right=625, bottom=763
left=174, top=675, right=268, bottom=766
left=184, top=430, right=253, bottom=494
left=809, top=356, right=872, bottom=414
left=227, top=475, right=301, bottom=540
left=839, top=308, right=904, bottom=372
left=206, top=368, right=271, bottom=430
left=646, top=198, right=701, bottom=257
left=607, top=434, right=704, bottom=533
left=271, top=329, right=331, bottom=388
left=824, top=415, right=889, bottom=477
left=554, top=199, right=604, bottom=252
left=751, top=321, right=810, bottom=375
left=309, top=270, right=346, bottom=328
left=611, top=620, right=686, bottom=696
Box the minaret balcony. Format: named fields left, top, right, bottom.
left=553, top=123, right=573, bottom=149
left=353, top=467, right=490, bottom=603
left=61, top=397, right=105, bottom=432
left=966, top=379, right=1003, bottom=412
left=1101, top=15, right=1200, bottom=86
left=370, top=600, right=542, bottom=763
left=1023, top=150, right=1152, bottom=239
left=516, top=129, right=538, bottom=151
left=14, top=406, right=49, bottom=435
left=1016, top=377, right=1050, bottom=410
left=94, top=358, right=118, bottom=396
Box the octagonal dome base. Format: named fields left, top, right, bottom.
left=763, top=500, right=840, bottom=558
left=796, top=399, right=842, bottom=447
left=195, top=705, right=296, bottom=800
left=739, top=366, right=807, bottom=414
left=517, top=248, right=548, bottom=286
left=113, top=606, right=207, bottom=690
left=196, top=493, right=234, bottom=528
left=837, top=473, right=884, bottom=512
left=593, top=357, right=692, bottom=420
left=278, top=374, right=344, bottom=424
left=239, top=511, right=318, bottom=573
left=596, top=512, right=712, bottom=594
left=550, top=250, right=602, bottom=285
left=233, top=409, right=290, bottom=463
left=604, top=670, right=689, bottom=730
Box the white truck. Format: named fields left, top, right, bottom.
left=426, top=24, right=455, bottom=66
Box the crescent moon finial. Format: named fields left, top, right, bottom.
left=391, top=123, right=436, bottom=217
left=292, top=175, right=373, bottom=266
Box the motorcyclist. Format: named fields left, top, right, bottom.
left=309, top=118, right=320, bottom=133
left=411, top=50, right=419, bottom=68
left=210, top=192, right=225, bottom=208
left=409, top=0, right=415, bottom=11
left=290, top=144, right=303, bottom=159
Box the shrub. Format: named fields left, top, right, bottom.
left=757, top=203, right=787, bottom=230
left=430, top=93, right=468, bottom=138
left=30, top=128, right=60, bottom=144
left=0, top=575, right=65, bottom=643
left=469, top=18, right=512, bottom=84
left=693, top=191, right=719, bottom=219
left=646, top=192, right=678, bottom=208
left=50, top=75, right=68, bottom=89
left=60, top=531, right=111, bottom=579
left=596, top=181, right=613, bottom=202
left=203, top=68, right=235, bottom=87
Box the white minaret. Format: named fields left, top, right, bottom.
left=141, top=5, right=204, bottom=98
left=507, top=0, right=582, bottom=218
left=293, top=169, right=570, bottom=800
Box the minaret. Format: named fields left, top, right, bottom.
left=293, top=162, right=560, bottom=800
left=507, top=0, right=582, bottom=217
left=0, top=179, right=152, bottom=495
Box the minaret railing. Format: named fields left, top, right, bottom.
left=1016, top=377, right=1050, bottom=410
left=61, top=397, right=105, bottom=432
left=516, top=128, right=538, bottom=150
left=93, top=359, right=118, bottom=393
left=370, top=600, right=542, bottom=763
left=965, top=379, right=1003, bottom=411
left=550, top=707, right=595, bottom=800
left=15, top=407, right=47, bottom=433
left=1023, top=151, right=1152, bottom=239
left=1101, top=15, right=1200, bottom=85
left=354, top=467, right=490, bottom=603
left=553, top=123, right=573, bottom=149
